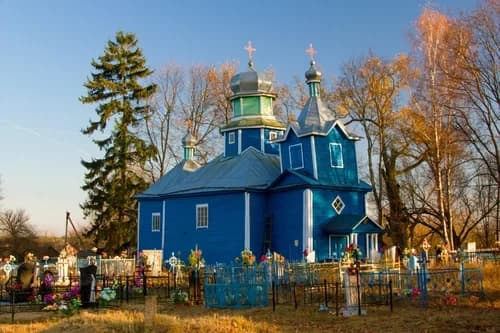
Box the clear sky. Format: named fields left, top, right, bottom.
left=0, top=0, right=478, bottom=235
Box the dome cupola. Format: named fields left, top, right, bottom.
left=230, top=42, right=274, bottom=97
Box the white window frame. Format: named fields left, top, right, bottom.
left=196, top=204, right=209, bottom=229
left=228, top=132, right=235, bottom=144
left=289, top=143, right=304, bottom=170
left=329, top=143, right=344, bottom=168
left=350, top=233, right=358, bottom=246
left=152, top=213, right=161, bottom=232
left=331, top=196, right=345, bottom=214
left=269, top=131, right=278, bottom=141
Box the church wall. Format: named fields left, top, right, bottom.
left=279, top=131, right=314, bottom=176
left=137, top=199, right=164, bottom=252
left=224, top=130, right=238, bottom=157
left=249, top=192, right=268, bottom=259
left=163, top=192, right=246, bottom=264
left=263, top=128, right=282, bottom=155
left=241, top=128, right=261, bottom=152
left=268, top=189, right=304, bottom=262
left=311, top=189, right=362, bottom=261
left=315, top=127, right=358, bottom=185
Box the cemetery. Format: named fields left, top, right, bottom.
left=0, top=243, right=497, bottom=328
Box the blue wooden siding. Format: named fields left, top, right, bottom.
left=249, top=192, right=268, bottom=259
left=138, top=199, right=164, bottom=251
left=313, top=189, right=366, bottom=218
left=268, top=190, right=304, bottom=262
left=263, top=128, right=282, bottom=155
left=279, top=131, right=299, bottom=171
left=225, top=131, right=238, bottom=157
left=314, top=127, right=359, bottom=185
left=163, top=193, right=246, bottom=264
left=241, top=128, right=261, bottom=153
left=311, top=189, right=368, bottom=261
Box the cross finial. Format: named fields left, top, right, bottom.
left=184, top=118, right=192, bottom=131
left=305, top=43, right=317, bottom=61
left=244, top=41, right=256, bottom=61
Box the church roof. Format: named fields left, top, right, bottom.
left=138, top=147, right=280, bottom=198
left=292, top=96, right=336, bottom=136
left=321, top=215, right=383, bottom=234
left=270, top=169, right=372, bottom=191
left=220, top=117, right=285, bottom=132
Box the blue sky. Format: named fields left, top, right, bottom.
left=0, top=0, right=477, bottom=235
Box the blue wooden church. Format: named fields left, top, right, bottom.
left=136, top=47, right=383, bottom=264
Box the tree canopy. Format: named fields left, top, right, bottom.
left=80, top=31, right=157, bottom=253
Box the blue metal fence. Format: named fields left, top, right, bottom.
left=203, top=264, right=270, bottom=308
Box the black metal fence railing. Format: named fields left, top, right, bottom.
left=0, top=261, right=487, bottom=322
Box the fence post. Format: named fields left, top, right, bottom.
left=335, top=281, right=339, bottom=316
left=126, top=276, right=129, bottom=303
left=143, top=272, right=147, bottom=296
left=323, top=279, right=328, bottom=308
left=356, top=269, right=361, bottom=316
left=389, top=280, right=393, bottom=312
left=293, top=283, right=297, bottom=310
left=272, top=280, right=276, bottom=312
left=167, top=271, right=170, bottom=298
left=10, top=288, right=15, bottom=324
left=460, top=262, right=465, bottom=295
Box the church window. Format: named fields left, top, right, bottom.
left=331, top=196, right=345, bottom=214
left=152, top=213, right=161, bottom=232
left=289, top=144, right=304, bottom=169
left=329, top=143, right=344, bottom=168
left=196, top=204, right=208, bottom=229
left=228, top=132, right=235, bottom=144
left=269, top=131, right=277, bottom=141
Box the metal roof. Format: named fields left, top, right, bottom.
left=138, top=147, right=281, bottom=198
left=293, top=96, right=337, bottom=136
left=321, top=215, right=383, bottom=234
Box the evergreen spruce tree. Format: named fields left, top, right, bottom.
left=80, top=31, right=156, bottom=252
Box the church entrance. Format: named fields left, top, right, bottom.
left=329, top=235, right=349, bottom=261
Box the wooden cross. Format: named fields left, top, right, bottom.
left=305, top=43, right=317, bottom=61
left=244, top=41, right=256, bottom=61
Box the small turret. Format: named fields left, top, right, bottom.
left=182, top=131, right=196, bottom=161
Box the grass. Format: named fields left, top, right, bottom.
left=0, top=262, right=498, bottom=333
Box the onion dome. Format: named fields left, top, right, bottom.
left=182, top=132, right=196, bottom=147
left=230, top=62, right=274, bottom=96
left=305, top=60, right=322, bottom=83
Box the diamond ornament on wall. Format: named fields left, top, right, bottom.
left=332, top=196, right=345, bottom=214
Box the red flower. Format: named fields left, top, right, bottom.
left=411, top=288, right=421, bottom=297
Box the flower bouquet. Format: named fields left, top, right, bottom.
left=171, top=288, right=189, bottom=304
left=188, top=246, right=205, bottom=269
left=241, top=249, right=256, bottom=266
left=99, top=287, right=116, bottom=307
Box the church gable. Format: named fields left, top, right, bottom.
left=314, top=125, right=360, bottom=185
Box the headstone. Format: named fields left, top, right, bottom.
left=80, top=263, right=97, bottom=308
left=342, top=268, right=366, bottom=316
left=57, top=249, right=69, bottom=284
left=14, top=253, right=38, bottom=302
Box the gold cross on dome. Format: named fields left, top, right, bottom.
left=306, top=43, right=317, bottom=61
left=244, top=41, right=256, bottom=61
